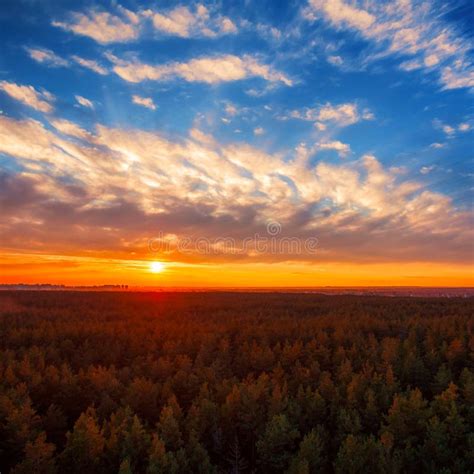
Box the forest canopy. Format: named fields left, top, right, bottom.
left=0, top=291, right=472, bottom=473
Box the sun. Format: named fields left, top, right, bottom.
left=149, top=261, right=165, bottom=273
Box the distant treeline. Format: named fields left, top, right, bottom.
left=0, top=291, right=472, bottom=473
left=0, top=284, right=128, bottom=291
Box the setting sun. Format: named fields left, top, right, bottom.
left=149, top=261, right=165, bottom=273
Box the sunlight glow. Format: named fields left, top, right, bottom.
left=149, top=261, right=165, bottom=273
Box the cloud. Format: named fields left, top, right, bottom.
left=25, top=48, right=108, bottom=76
left=440, top=64, right=474, bottom=91
left=189, top=128, right=216, bottom=146
left=0, top=81, right=54, bottom=113
left=318, top=140, right=350, bottom=157
left=290, top=101, right=373, bottom=129
left=308, top=0, right=374, bottom=30
left=71, top=55, right=108, bottom=75
left=52, top=4, right=237, bottom=44
left=147, top=4, right=237, bottom=38
left=26, top=47, right=69, bottom=67
left=75, top=95, right=94, bottom=109
left=220, top=17, right=238, bottom=34
left=255, top=23, right=283, bottom=42
left=305, top=0, right=474, bottom=91
left=295, top=140, right=351, bottom=160
left=424, top=54, right=439, bottom=67
left=433, top=119, right=471, bottom=137
left=224, top=103, right=238, bottom=116
left=53, top=7, right=140, bottom=44
left=399, top=58, right=422, bottom=72
left=420, top=165, right=435, bottom=175
left=430, top=142, right=444, bottom=149
left=443, top=125, right=455, bottom=136
left=50, top=119, right=91, bottom=140
left=132, top=95, right=156, bottom=110
left=327, top=55, right=343, bottom=66
left=0, top=114, right=471, bottom=265
left=106, top=53, right=292, bottom=85
left=0, top=116, right=68, bottom=164
left=253, top=127, right=264, bottom=135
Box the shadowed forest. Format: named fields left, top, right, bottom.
left=0, top=291, right=472, bottom=473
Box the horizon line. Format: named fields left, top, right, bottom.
left=1, top=283, right=474, bottom=291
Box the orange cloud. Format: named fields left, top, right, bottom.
left=0, top=81, right=54, bottom=113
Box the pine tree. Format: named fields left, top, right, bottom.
left=157, top=405, right=183, bottom=451
left=147, top=434, right=179, bottom=474
left=118, top=458, right=133, bottom=474
left=59, top=407, right=105, bottom=474
left=288, top=427, right=327, bottom=473
left=334, top=434, right=388, bottom=474
left=10, top=432, right=56, bottom=474
left=256, top=414, right=299, bottom=472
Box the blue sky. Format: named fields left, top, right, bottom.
left=0, top=0, right=473, bottom=281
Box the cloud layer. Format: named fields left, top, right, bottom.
left=0, top=114, right=471, bottom=264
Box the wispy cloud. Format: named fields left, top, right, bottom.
left=224, top=102, right=239, bottom=116
left=132, top=95, right=156, bottom=110
left=106, top=53, right=292, bottom=85
left=51, top=119, right=91, bottom=140
left=305, top=0, right=375, bottom=30
left=433, top=118, right=471, bottom=137
left=75, top=95, right=94, bottom=109
left=145, top=4, right=237, bottom=38
left=290, top=101, right=373, bottom=130
left=305, top=0, right=474, bottom=91
left=317, top=140, right=351, bottom=157
left=327, top=55, right=343, bottom=66
left=420, top=165, right=436, bottom=175
left=71, top=55, right=108, bottom=75
left=52, top=4, right=238, bottom=44
left=26, top=47, right=69, bottom=67
left=440, top=65, right=474, bottom=91
left=26, top=47, right=109, bottom=77
left=0, top=81, right=54, bottom=113
left=53, top=7, right=140, bottom=44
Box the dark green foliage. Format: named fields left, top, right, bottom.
left=256, top=414, right=299, bottom=472
left=288, top=426, right=327, bottom=473
left=0, top=291, right=472, bottom=473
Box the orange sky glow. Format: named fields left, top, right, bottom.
left=1, top=252, right=473, bottom=288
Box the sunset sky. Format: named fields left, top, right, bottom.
left=0, top=0, right=473, bottom=287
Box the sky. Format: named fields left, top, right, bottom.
left=0, top=0, right=473, bottom=287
